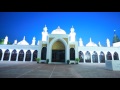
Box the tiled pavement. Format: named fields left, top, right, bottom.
left=0, top=61, right=120, bottom=78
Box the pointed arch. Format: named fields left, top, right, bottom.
left=114, top=52, right=119, bottom=60
left=79, top=51, right=84, bottom=62
left=11, top=49, right=17, bottom=61
left=52, top=40, right=65, bottom=62
left=49, top=38, right=67, bottom=63
left=85, top=51, right=91, bottom=63
left=41, top=47, right=47, bottom=60
left=106, top=51, right=112, bottom=60
left=0, top=49, right=2, bottom=60
left=70, top=48, right=75, bottom=60
left=99, top=51, right=105, bottom=63
left=18, top=50, right=24, bottom=61
left=92, top=51, right=98, bottom=63
left=25, top=50, right=31, bottom=61
left=33, top=50, right=38, bottom=61
left=3, top=49, right=10, bottom=61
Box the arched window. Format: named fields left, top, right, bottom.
left=25, top=50, right=31, bottom=61
left=92, top=51, right=98, bottom=63
left=33, top=50, right=38, bottom=61
left=18, top=50, right=24, bottom=61
left=114, top=52, right=119, bottom=60
left=41, top=47, right=47, bottom=60
left=85, top=51, right=91, bottom=63
left=11, top=49, right=17, bottom=61
left=99, top=51, right=105, bottom=63
left=79, top=51, right=84, bottom=62
left=106, top=52, right=112, bottom=60
left=3, top=49, right=10, bottom=61
left=70, top=48, right=75, bottom=60
left=0, top=49, right=2, bottom=60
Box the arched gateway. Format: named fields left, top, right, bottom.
left=49, top=38, right=68, bottom=63
left=45, top=26, right=78, bottom=64
left=52, top=40, right=65, bottom=62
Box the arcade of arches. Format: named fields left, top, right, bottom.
left=0, top=49, right=38, bottom=62
left=0, top=48, right=119, bottom=63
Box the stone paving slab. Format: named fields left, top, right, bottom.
left=0, top=61, right=120, bottom=78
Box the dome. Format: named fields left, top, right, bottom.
left=51, top=26, right=66, bottom=34
left=17, top=36, right=29, bottom=45
left=86, top=38, right=98, bottom=47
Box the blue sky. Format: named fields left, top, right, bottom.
left=0, top=12, right=120, bottom=46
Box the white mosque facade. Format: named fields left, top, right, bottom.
left=0, top=25, right=120, bottom=64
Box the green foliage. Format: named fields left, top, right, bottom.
left=75, top=58, right=80, bottom=62
left=0, top=39, right=4, bottom=44
left=113, top=35, right=120, bottom=43
left=35, top=58, right=41, bottom=62
left=7, top=42, right=12, bottom=45
left=0, top=39, right=12, bottom=45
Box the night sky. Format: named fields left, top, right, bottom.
left=0, top=12, right=120, bottom=46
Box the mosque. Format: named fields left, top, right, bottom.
left=0, top=25, right=120, bottom=64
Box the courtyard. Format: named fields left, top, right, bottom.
left=0, top=61, right=120, bottom=78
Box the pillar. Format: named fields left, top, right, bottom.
left=8, top=49, right=13, bottom=61
left=90, top=51, right=93, bottom=63
left=83, top=51, right=86, bottom=63
left=16, top=50, right=20, bottom=61
left=30, top=50, right=34, bottom=62
left=23, top=50, right=27, bottom=62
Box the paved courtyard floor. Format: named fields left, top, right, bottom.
left=0, top=61, right=120, bottom=78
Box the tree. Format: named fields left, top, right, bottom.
left=0, top=39, right=12, bottom=45
left=113, top=35, right=120, bottom=43
left=0, top=39, right=4, bottom=44
left=7, top=42, right=12, bottom=45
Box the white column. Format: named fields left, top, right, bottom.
left=8, top=49, right=13, bottom=61
left=111, top=52, right=114, bottom=60
left=16, top=50, right=20, bottom=61
left=75, top=42, right=78, bottom=59
left=97, top=51, right=100, bottom=63
left=98, top=54, right=100, bottom=63
left=30, top=50, right=34, bottom=62
left=38, top=43, right=42, bottom=59
left=16, top=53, right=19, bottom=61
left=104, top=52, right=107, bottom=62
left=47, top=43, right=51, bottom=63
left=66, top=44, right=70, bottom=63
left=23, top=50, right=27, bottom=62
left=90, top=51, right=93, bottom=63
left=83, top=51, right=86, bottom=63
left=118, top=53, right=120, bottom=60
left=1, top=49, right=6, bottom=61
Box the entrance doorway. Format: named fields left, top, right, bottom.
left=52, top=50, right=65, bottom=62
left=51, top=40, right=65, bottom=62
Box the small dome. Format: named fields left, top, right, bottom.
left=51, top=26, right=66, bottom=34
left=17, top=36, right=29, bottom=45
left=86, top=38, right=98, bottom=47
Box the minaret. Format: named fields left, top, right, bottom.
left=69, top=26, right=76, bottom=42
left=42, top=25, right=48, bottom=41
left=43, top=25, right=48, bottom=32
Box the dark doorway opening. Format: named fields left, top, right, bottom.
left=52, top=50, right=65, bottom=62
